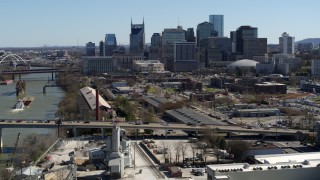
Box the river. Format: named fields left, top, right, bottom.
left=0, top=67, right=65, bottom=148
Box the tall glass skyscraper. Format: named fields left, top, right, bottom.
left=196, top=22, right=214, bottom=47
left=105, top=34, right=117, bottom=56
left=209, top=15, right=224, bottom=37
left=130, top=19, right=145, bottom=54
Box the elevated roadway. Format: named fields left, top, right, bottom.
left=0, top=120, right=303, bottom=136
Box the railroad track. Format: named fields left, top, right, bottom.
left=134, top=142, right=165, bottom=179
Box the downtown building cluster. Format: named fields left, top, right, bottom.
left=83, top=14, right=302, bottom=76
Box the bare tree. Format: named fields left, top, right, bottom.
left=167, top=144, right=174, bottom=164
left=189, top=143, right=198, bottom=164
left=197, top=142, right=208, bottom=163
left=160, top=141, right=168, bottom=163
left=174, top=143, right=181, bottom=164
left=179, top=141, right=188, bottom=163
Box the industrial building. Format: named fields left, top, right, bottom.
left=300, top=80, right=320, bottom=93
left=207, top=152, right=320, bottom=180
left=254, top=82, right=287, bottom=94
left=164, top=108, right=226, bottom=125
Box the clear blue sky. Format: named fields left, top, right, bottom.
left=1, top=0, right=319, bottom=47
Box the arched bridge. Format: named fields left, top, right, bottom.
left=0, top=53, right=33, bottom=65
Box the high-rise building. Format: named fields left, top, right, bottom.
left=161, top=26, right=186, bottom=71
left=130, top=19, right=145, bottom=54
left=162, top=26, right=186, bottom=46
left=243, top=38, right=267, bottom=59
left=173, top=42, right=199, bottom=72
left=105, top=34, right=117, bottom=56
left=196, top=22, right=214, bottom=47
left=209, top=15, right=224, bottom=37
left=151, top=33, right=162, bottom=47
left=185, top=28, right=196, bottom=42
left=99, top=41, right=104, bottom=56
left=85, top=42, right=95, bottom=56
left=232, top=26, right=258, bottom=54
left=279, top=32, right=295, bottom=54
left=208, top=37, right=232, bottom=62
left=174, top=42, right=196, bottom=62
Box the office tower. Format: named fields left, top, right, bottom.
left=185, top=28, right=196, bottom=42
left=149, top=33, right=162, bottom=60
left=209, top=15, right=224, bottom=37
left=105, top=34, right=117, bottom=56
left=99, top=41, right=104, bottom=56
left=130, top=19, right=145, bottom=54
left=196, top=22, right=214, bottom=47
left=173, top=42, right=199, bottom=72
left=162, top=26, right=186, bottom=46
left=151, top=33, right=162, bottom=47
left=279, top=32, right=295, bottom=54
left=161, top=26, right=186, bottom=71
left=208, top=37, right=232, bottom=62
left=85, top=42, right=95, bottom=56
left=243, top=38, right=267, bottom=59
left=233, top=26, right=258, bottom=54
left=174, top=42, right=196, bottom=62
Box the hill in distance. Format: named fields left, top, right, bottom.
left=296, top=38, right=320, bottom=44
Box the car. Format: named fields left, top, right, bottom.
left=44, top=120, right=50, bottom=123
left=143, top=122, right=149, bottom=124
left=187, top=122, right=193, bottom=126
left=187, top=164, right=191, bottom=168
left=16, top=120, right=22, bottom=123
left=7, top=120, right=13, bottom=123
left=84, top=121, right=90, bottom=124
left=27, top=120, right=33, bottom=123
left=0, top=120, right=6, bottom=122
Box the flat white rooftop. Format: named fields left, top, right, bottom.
left=255, top=152, right=320, bottom=164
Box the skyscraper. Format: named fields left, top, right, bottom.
left=151, top=33, right=162, bottom=47
left=130, top=19, right=145, bottom=54
left=232, top=26, right=258, bottom=54
left=99, top=41, right=104, bottom=56
left=196, top=22, right=214, bottom=47
left=279, top=32, right=295, bottom=54
left=105, top=34, right=117, bottom=56
left=85, top=42, right=95, bottom=56
left=209, top=15, right=224, bottom=37
left=161, top=26, right=186, bottom=70
left=185, top=28, right=195, bottom=42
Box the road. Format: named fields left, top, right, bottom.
left=0, top=120, right=305, bottom=136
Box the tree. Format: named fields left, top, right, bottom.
left=227, top=140, right=249, bottom=162
left=201, top=127, right=226, bottom=163
left=197, top=141, right=208, bottom=163
left=179, top=141, right=188, bottom=163
left=189, top=143, right=198, bottom=164
left=174, top=143, right=181, bottom=164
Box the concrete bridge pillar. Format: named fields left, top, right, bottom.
left=101, top=128, right=106, bottom=138
left=73, top=127, right=77, bottom=137
left=227, top=132, right=232, bottom=138
left=0, top=128, right=2, bottom=153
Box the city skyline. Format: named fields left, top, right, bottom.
left=0, top=0, right=319, bottom=47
